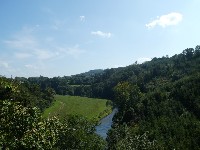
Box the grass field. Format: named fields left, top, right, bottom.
left=43, top=95, right=112, bottom=121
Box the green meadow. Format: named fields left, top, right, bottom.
left=43, top=95, right=112, bottom=121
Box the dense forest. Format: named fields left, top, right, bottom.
left=1, top=45, right=200, bottom=149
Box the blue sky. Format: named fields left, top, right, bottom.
left=0, top=0, right=199, bottom=77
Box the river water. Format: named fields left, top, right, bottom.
left=95, top=108, right=118, bottom=139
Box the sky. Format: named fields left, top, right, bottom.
left=0, top=0, right=199, bottom=77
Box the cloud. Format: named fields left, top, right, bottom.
left=4, top=36, right=37, bottom=50
left=0, top=61, right=9, bottom=68
left=137, top=57, right=151, bottom=64
left=15, top=53, right=32, bottom=59
left=4, top=25, right=87, bottom=59
left=2, top=24, right=88, bottom=77
left=35, top=24, right=40, bottom=28
left=34, top=49, right=59, bottom=60
left=58, top=45, right=85, bottom=59
left=5, top=37, right=55, bottom=60
left=91, top=31, right=112, bottom=38
left=3, top=26, right=59, bottom=60
left=80, top=16, right=85, bottom=21
left=146, top=12, right=183, bottom=29
left=51, top=20, right=64, bottom=30
left=25, top=64, right=38, bottom=70
left=23, top=63, right=46, bottom=77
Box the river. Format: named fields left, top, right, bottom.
left=95, top=108, right=118, bottom=139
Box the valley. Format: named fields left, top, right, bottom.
left=1, top=45, right=200, bottom=149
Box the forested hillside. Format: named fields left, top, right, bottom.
left=106, top=46, right=200, bottom=149
left=1, top=45, right=200, bottom=149
left=20, top=46, right=200, bottom=100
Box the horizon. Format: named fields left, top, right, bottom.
left=0, top=0, right=200, bottom=77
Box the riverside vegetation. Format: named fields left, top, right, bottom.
left=1, top=45, right=200, bottom=149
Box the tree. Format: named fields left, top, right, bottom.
left=113, top=82, right=142, bottom=111
left=56, top=115, right=106, bottom=150
left=0, top=100, right=60, bottom=149
left=0, top=77, right=106, bottom=149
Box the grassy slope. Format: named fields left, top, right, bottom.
left=43, top=95, right=112, bottom=121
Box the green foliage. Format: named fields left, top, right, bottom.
left=114, top=82, right=142, bottom=110
left=107, top=46, right=200, bottom=149
left=0, top=77, right=21, bottom=101
left=0, top=100, right=60, bottom=149
left=0, top=77, right=106, bottom=149
left=0, top=76, right=55, bottom=111
left=115, top=132, right=157, bottom=150
left=107, top=124, right=158, bottom=150
left=1, top=100, right=106, bottom=150
left=109, top=79, right=200, bottom=149
left=171, top=73, right=200, bottom=119
left=56, top=115, right=106, bottom=150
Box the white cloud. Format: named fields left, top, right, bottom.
left=15, top=53, right=32, bottom=59
left=4, top=25, right=87, bottom=60
left=34, top=49, right=57, bottom=60
left=91, top=31, right=112, bottom=38
left=3, top=26, right=39, bottom=53
left=23, top=63, right=46, bottom=77
left=3, top=26, right=60, bottom=61
left=0, top=61, right=9, bottom=68
left=45, top=37, right=54, bottom=42
left=5, top=36, right=55, bottom=60
left=25, top=64, right=38, bottom=70
left=137, top=57, right=151, bottom=64
left=58, top=45, right=85, bottom=59
left=2, top=25, right=88, bottom=77
left=51, top=20, right=66, bottom=30
left=4, top=36, right=37, bottom=50
left=80, top=16, right=85, bottom=21
left=146, top=12, right=183, bottom=29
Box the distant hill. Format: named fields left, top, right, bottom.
left=18, top=45, right=200, bottom=99
left=77, top=69, right=104, bottom=76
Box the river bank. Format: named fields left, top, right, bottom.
left=95, top=108, right=118, bottom=139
